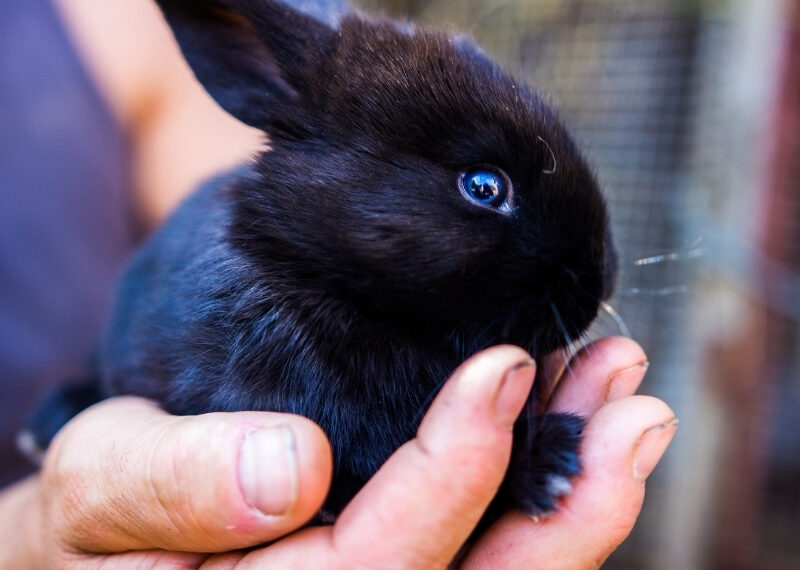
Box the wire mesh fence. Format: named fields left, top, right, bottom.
left=353, top=0, right=800, bottom=567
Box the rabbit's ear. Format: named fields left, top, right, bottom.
left=155, top=0, right=338, bottom=129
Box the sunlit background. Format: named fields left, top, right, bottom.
left=354, top=0, right=799, bottom=568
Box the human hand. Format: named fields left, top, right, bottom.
left=206, top=338, right=674, bottom=569
left=0, top=337, right=674, bottom=569
left=460, top=338, right=676, bottom=569
left=0, top=399, right=333, bottom=568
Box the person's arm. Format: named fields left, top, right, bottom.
left=0, top=338, right=674, bottom=568
left=53, top=0, right=263, bottom=228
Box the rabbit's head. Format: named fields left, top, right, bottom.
left=156, top=0, right=616, bottom=356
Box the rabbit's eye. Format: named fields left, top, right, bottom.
left=460, top=168, right=510, bottom=209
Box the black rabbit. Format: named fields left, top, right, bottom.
left=26, top=0, right=617, bottom=522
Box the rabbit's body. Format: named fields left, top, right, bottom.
left=28, top=0, right=617, bottom=520
left=103, top=168, right=474, bottom=514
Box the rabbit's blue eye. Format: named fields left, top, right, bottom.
left=460, top=168, right=509, bottom=208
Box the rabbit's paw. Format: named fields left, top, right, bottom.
left=502, top=412, right=585, bottom=517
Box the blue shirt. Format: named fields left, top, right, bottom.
left=0, top=0, right=137, bottom=485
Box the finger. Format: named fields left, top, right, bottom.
left=240, top=345, right=537, bottom=569
left=549, top=337, right=648, bottom=416
left=461, top=395, right=677, bottom=569
left=201, top=551, right=249, bottom=569
left=43, top=397, right=332, bottom=554
left=58, top=550, right=209, bottom=570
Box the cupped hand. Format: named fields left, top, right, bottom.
left=0, top=337, right=675, bottom=569
left=209, top=339, right=675, bottom=569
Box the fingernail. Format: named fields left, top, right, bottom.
left=239, top=425, right=298, bottom=516
left=632, top=418, right=679, bottom=482
left=606, top=361, right=649, bottom=402
left=495, top=359, right=536, bottom=430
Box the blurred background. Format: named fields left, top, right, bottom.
left=353, top=0, right=800, bottom=568
left=1, top=0, right=798, bottom=568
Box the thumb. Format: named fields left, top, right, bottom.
left=43, top=397, right=332, bottom=554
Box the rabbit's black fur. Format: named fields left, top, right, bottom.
left=28, top=0, right=617, bottom=521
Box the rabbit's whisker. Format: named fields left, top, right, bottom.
left=576, top=329, right=598, bottom=361
left=631, top=235, right=705, bottom=266
left=559, top=345, right=575, bottom=385
left=618, top=285, right=688, bottom=297
left=538, top=136, right=557, bottom=175
left=557, top=267, right=631, bottom=341
left=548, top=301, right=573, bottom=348
left=599, top=301, right=631, bottom=338
left=548, top=300, right=577, bottom=381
